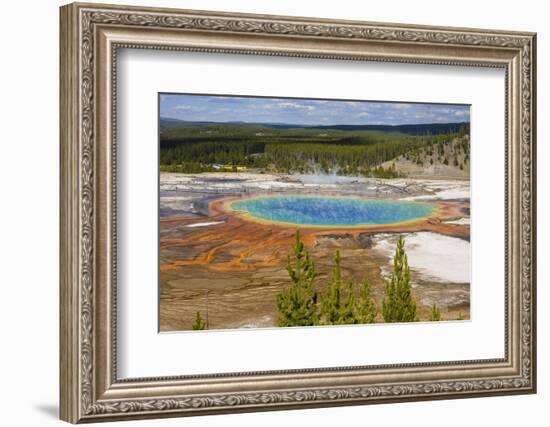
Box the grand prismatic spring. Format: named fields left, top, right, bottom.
left=230, top=195, right=436, bottom=227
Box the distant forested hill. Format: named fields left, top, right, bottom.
left=160, top=118, right=469, bottom=136
left=310, top=122, right=469, bottom=135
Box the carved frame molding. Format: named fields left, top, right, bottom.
left=60, top=2, right=536, bottom=423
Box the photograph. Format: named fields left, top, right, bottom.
left=159, top=94, right=471, bottom=331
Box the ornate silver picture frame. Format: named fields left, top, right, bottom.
left=60, top=2, right=536, bottom=423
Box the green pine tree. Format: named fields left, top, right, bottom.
left=319, top=250, right=343, bottom=325
left=428, top=303, right=441, bottom=321
left=382, top=236, right=418, bottom=323
left=338, top=278, right=357, bottom=325
left=192, top=311, right=206, bottom=330
left=276, top=231, right=318, bottom=327
left=355, top=277, right=377, bottom=324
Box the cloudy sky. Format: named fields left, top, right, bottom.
left=160, top=94, right=470, bottom=126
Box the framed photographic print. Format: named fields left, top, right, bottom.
left=60, top=2, right=537, bottom=423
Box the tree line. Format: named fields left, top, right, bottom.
left=275, top=231, right=423, bottom=326
left=161, top=124, right=468, bottom=176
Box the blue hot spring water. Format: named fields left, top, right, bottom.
left=230, top=195, right=435, bottom=227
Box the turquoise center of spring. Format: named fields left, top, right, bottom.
left=231, top=195, right=434, bottom=227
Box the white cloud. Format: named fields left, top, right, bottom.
left=271, top=102, right=316, bottom=111
left=267, top=102, right=317, bottom=111
left=391, top=103, right=412, bottom=110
